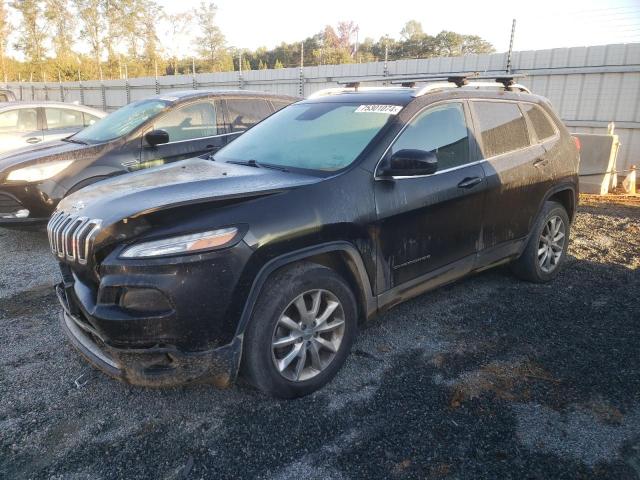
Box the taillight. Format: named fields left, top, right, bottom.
left=572, top=136, right=581, bottom=152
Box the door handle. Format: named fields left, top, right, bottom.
left=26, top=137, right=42, bottom=144
left=457, top=176, right=482, bottom=189
left=533, top=157, right=548, bottom=167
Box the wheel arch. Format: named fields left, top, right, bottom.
left=234, top=242, right=376, bottom=338
left=539, top=182, right=577, bottom=222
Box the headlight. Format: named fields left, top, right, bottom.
left=6, top=160, right=73, bottom=182
left=120, top=227, right=239, bottom=259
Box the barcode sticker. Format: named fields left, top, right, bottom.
left=354, top=105, right=403, bottom=114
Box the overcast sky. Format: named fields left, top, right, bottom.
left=158, top=0, right=640, bottom=53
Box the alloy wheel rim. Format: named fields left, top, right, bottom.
left=538, top=215, right=566, bottom=273
left=271, top=289, right=345, bottom=382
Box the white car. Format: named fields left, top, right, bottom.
left=0, top=101, right=107, bottom=155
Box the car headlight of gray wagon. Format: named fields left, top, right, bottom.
left=120, top=227, right=239, bottom=259
left=6, top=159, right=74, bottom=183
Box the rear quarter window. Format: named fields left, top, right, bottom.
left=521, top=103, right=556, bottom=141
left=271, top=99, right=294, bottom=112
left=226, top=98, right=273, bottom=132
left=474, top=101, right=530, bottom=158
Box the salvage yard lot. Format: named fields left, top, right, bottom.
left=1, top=195, right=639, bottom=479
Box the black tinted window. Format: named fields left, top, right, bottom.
left=391, top=103, right=469, bottom=171
left=226, top=99, right=272, bottom=132
left=154, top=101, right=217, bottom=142
left=474, top=102, right=530, bottom=157
left=522, top=103, right=556, bottom=141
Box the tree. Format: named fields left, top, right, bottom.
left=400, top=20, right=424, bottom=41
left=195, top=1, right=226, bottom=71
left=0, top=1, right=9, bottom=81
left=163, top=10, right=193, bottom=74
left=11, top=0, right=49, bottom=79
left=45, top=0, right=76, bottom=68
left=74, top=0, right=104, bottom=77
left=273, top=58, right=283, bottom=69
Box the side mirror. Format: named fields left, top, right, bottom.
left=379, top=149, right=438, bottom=177
left=145, top=129, right=169, bottom=147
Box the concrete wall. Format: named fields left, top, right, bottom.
left=4, top=42, right=639, bottom=170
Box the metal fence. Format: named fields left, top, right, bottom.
left=4, top=42, right=640, bottom=171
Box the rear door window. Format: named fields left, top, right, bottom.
left=226, top=98, right=273, bottom=132
left=0, top=108, right=38, bottom=132
left=154, top=101, right=217, bottom=142
left=521, top=103, right=556, bottom=142
left=473, top=101, right=531, bottom=158
left=0, top=93, right=8, bottom=102
left=390, top=102, right=470, bottom=171
left=45, top=108, right=85, bottom=130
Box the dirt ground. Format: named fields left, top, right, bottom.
left=1, top=194, right=639, bottom=479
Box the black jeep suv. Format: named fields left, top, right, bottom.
left=48, top=77, right=579, bottom=398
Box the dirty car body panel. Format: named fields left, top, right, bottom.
left=48, top=86, right=579, bottom=388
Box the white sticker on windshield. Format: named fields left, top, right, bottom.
left=355, top=104, right=403, bottom=115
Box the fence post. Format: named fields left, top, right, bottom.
left=238, top=52, right=243, bottom=90
left=154, top=60, right=160, bottom=94
left=58, top=71, right=65, bottom=102
left=192, top=58, right=197, bottom=90
left=299, top=42, right=304, bottom=97
left=44, top=83, right=48, bottom=101
left=101, top=82, right=107, bottom=111
left=31, top=84, right=35, bottom=100
left=19, top=84, right=23, bottom=101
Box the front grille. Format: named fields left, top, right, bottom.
left=47, top=211, right=102, bottom=265
left=0, top=193, right=22, bottom=214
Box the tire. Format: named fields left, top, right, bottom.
left=241, top=262, right=358, bottom=398
left=511, top=201, right=570, bottom=283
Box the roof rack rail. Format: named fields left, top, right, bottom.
left=308, top=73, right=530, bottom=99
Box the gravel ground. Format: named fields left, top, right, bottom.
left=1, top=195, right=639, bottom=479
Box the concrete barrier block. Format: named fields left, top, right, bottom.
left=575, top=133, right=620, bottom=195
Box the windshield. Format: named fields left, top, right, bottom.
left=72, top=99, right=169, bottom=143
left=214, top=102, right=399, bottom=172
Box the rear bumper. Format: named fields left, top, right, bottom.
left=58, top=284, right=243, bottom=388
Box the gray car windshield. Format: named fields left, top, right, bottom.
left=215, top=102, right=399, bottom=172
left=72, top=99, right=169, bottom=143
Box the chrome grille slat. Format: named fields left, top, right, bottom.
left=46, top=211, right=102, bottom=265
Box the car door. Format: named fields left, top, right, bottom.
left=374, top=101, right=487, bottom=290
left=139, top=99, right=225, bottom=168
left=0, top=107, right=43, bottom=154
left=470, top=100, right=543, bottom=251
left=43, top=107, right=87, bottom=143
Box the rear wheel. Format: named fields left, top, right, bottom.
left=242, top=262, right=357, bottom=398
left=511, top=201, right=570, bottom=283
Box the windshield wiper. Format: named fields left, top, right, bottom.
left=225, top=159, right=260, bottom=168
left=62, top=137, right=88, bottom=145
left=224, top=159, right=290, bottom=172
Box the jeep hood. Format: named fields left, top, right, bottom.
left=57, top=158, right=321, bottom=226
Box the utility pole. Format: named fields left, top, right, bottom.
left=506, top=19, right=516, bottom=73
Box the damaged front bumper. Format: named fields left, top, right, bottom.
left=57, top=284, right=243, bottom=388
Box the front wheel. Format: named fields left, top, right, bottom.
left=241, top=262, right=358, bottom=398
left=511, top=201, right=571, bottom=283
